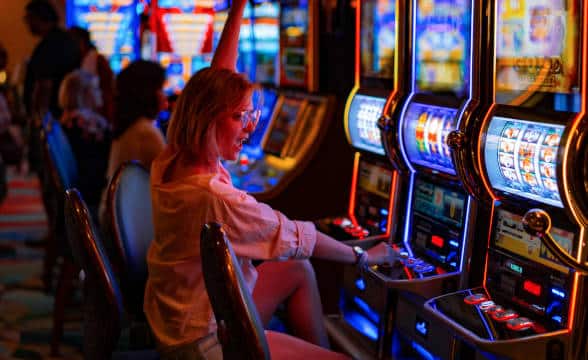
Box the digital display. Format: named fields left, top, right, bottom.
left=484, top=116, right=564, bottom=207
left=264, top=97, right=302, bottom=156
left=495, top=0, right=581, bottom=103
left=280, top=2, right=309, bottom=87
left=360, top=0, right=396, bottom=79
left=493, top=209, right=574, bottom=274
left=347, top=94, right=386, bottom=155
left=414, top=0, right=472, bottom=94
left=245, top=88, right=278, bottom=151
left=402, top=102, right=457, bottom=174
left=358, top=161, right=393, bottom=199
left=66, top=0, right=140, bottom=73
left=153, top=1, right=216, bottom=94
left=238, top=2, right=280, bottom=84
left=411, top=178, right=467, bottom=270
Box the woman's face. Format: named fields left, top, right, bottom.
left=215, top=94, right=255, bottom=161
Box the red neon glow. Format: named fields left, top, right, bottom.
left=523, top=280, right=542, bottom=297
left=431, top=235, right=444, bottom=248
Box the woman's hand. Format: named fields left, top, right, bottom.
left=365, top=242, right=398, bottom=266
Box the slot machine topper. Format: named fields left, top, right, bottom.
left=320, top=0, right=411, bottom=358
left=424, top=1, right=588, bottom=359
left=370, top=0, right=493, bottom=357
left=66, top=0, right=143, bottom=73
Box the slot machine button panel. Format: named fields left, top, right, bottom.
left=506, top=317, right=534, bottom=331
left=491, top=309, right=518, bottom=322
left=464, top=293, right=488, bottom=305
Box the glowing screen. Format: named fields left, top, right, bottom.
left=402, top=102, right=457, bottom=174
left=414, top=0, right=472, bottom=94
left=347, top=95, right=386, bottom=155
left=360, top=0, right=396, bottom=79
left=358, top=161, right=393, bottom=199
left=67, top=0, right=139, bottom=73
left=484, top=116, right=564, bottom=207
left=280, top=1, right=309, bottom=87
left=493, top=209, right=574, bottom=274
left=495, top=0, right=581, bottom=103
left=264, top=97, right=302, bottom=156
left=245, top=88, right=278, bottom=151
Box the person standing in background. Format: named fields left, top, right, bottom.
left=22, top=0, right=80, bottom=174
left=68, top=26, right=115, bottom=123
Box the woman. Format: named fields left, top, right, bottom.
left=144, top=0, right=395, bottom=358
left=58, top=69, right=110, bottom=211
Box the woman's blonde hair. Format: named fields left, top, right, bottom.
left=166, top=67, right=258, bottom=158
left=58, top=69, right=101, bottom=111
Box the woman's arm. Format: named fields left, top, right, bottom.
left=211, top=0, right=248, bottom=70
left=312, top=231, right=394, bottom=266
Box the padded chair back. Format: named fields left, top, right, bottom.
left=105, top=161, right=153, bottom=314
left=200, top=222, right=271, bottom=360
left=64, top=188, right=125, bottom=359
left=42, top=114, right=78, bottom=191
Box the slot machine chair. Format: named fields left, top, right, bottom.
left=64, top=188, right=159, bottom=359
left=200, top=222, right=271, bottom=360
left=40, top=117, right=81, bottom=356
left=104, top=161, right=153, bottom=319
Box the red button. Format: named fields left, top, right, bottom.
left=506, top=317, right=533, bottom=331
left=491, top=309, right=518, bottom=322
left=464, top=293, right=487, bottom=305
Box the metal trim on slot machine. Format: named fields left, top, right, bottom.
left=423, top=1, right=588, bottom=359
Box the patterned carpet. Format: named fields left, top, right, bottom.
left=0, top=168, right=83, bottom=360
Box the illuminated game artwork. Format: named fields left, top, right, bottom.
left=66, top=0, right=140, bottom=73
left=347, top=95, right=387, bottom=155
left=360, top=0, right=396, bottom=79
left=280, top=0, right=309, bottom=87
left=264, top=97, right=303, bottom=156
left=495, top=0, right=580, bottom=105
left=493, top=209, right=574, bottom=274
left=238, top=1, right=280, bottom=84
left=484, top=116, right=564, bottom=207
left=402, top=102, right=457, bottom=174
left=414, top=0, right=471, bottom=95
left=242, top=88, right=279, bottom=159
left=154, top=0, right=217, bottom=95
left=358, top=161, right=393, bottom=200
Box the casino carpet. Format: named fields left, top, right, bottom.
left=0, top=168, right=83, bottom=359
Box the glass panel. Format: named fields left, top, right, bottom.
left=347, top=95, right=387, bottom=155
left=360, top=0, right=396, bottom=80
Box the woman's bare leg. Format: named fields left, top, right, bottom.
left=253, top=260, right=330, bottom=348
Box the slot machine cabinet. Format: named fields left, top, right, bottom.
left=424, top=1, right=588, bottom=359
left=319, top=0, right=410, bottom=358
left=367, top=0, right=494, bottom=357
left=66, top=0, right=142, bottom=73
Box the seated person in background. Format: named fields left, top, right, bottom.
left=58, top=69, right=110, bottom=212
left=68, top=26, right=115, bottom=123
left=106, top=60, right=167, bottom=181
left=144, top=0, right=395, bottom=358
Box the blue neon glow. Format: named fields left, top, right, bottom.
left=343, top=311, right=378, bottom=341
left=352, top=296, right=380, bottom=324
left=401, top=172, right=416, bottom=258
left=347, top=94, right=387, bottom=155
left=415, top=320, right=428, bottom=337
left=459, top=197, right=472, bottom=271
left=410, top=341, right=438, bottom=360
left=380, top=208, right=389, bottom=216
left=449, top=240, right=459, bottom=248
left=551, top=288, right=566, bottom=299
left=355, top=278, right=366, bottom=291
left=552, top=315, right=563, bottom=324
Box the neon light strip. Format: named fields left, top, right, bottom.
left=402, top=172, right=416, bottom=258
left=459, top=196, right=473, bottom=271
left=348, top=152, right=361, bottom=227
left=385, top=171, right=399, bottom=238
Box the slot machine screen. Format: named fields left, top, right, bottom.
left=484, top=116, right=564, bottom=207
left=414, top=0, right=472, bottom=96
left=358, top=161, right=393, bottom=200
left=492, top=209, right=574, bottom=274
left=251, top=2, right=280, bottom=84
left=66, top=0, right=140, bottom=73
left=245, top=88, right=278, bottom=150
left=402, top=102, right=457, bottom=174
left=280, top=0, right=309, bottom=87
left=264, top=98, right=302, bottom=156
left=360, top=0, right=396, bottom=80
left=495, top=0, right=581, bottom=109
left=347, top=95, right=387, bottom=156
left=154, top=1, right=215, bottom=94
left=411, top=178, right=467, bottom=270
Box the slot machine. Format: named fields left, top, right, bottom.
left=356, top=0, right=492, bottom=358
left=224, top=0, right=342, bottom=219
left=319, top=0, right=410, bottom=358
left=66, top=0, right=144, bottom=73
left=151, top=0, right=217, bottom=95
left=423, top=1, right=588, bottom=359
